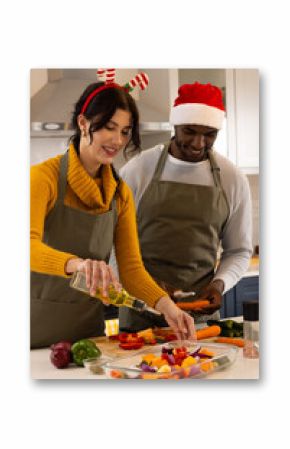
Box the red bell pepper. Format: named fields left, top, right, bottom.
left=118, top=332, right=129, bottom=343
left=118, top=333, right=144, bottom=350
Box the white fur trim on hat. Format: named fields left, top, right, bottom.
left=170, top=103, right=225, bottom=129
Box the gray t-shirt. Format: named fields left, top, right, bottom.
left=113, top=144, right=253, bottom=293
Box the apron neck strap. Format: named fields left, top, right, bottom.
left=57, top=150, right=69, bottom=202
left=152, top=144, right=222, bottom=188
left=152, top=142, right=171, bottom=181
left=208, top=149, right=222, bottom=187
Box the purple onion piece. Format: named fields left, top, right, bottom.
left=140, top=362, right=157, bottom=372
left=196, top=353, right=212, bottom=359
left=188, top=365, right=202, bottom=376
left=162, top=346, right=173, bottom=354
left=162, top=343, right=175, bottom=352
left=167, top=354, right=175, bottom=365
left=189, top=347, right=202, bottom=357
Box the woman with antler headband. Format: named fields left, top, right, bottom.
left=30, top=69, right=196, bottom=348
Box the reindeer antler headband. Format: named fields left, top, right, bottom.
left=81, top=69, right=149, bottom=114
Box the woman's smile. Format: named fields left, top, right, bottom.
left=101, top=145, right=120, bottom=158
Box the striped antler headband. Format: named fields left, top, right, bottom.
left=81, top=69, right=149, bottom=114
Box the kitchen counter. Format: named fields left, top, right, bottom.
left=30, top=318, right=259, bottom=380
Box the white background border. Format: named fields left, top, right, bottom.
left=1, top=0, right=289, bottom=447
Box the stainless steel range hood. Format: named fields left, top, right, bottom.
left=30, top=69, right=172, bottom=138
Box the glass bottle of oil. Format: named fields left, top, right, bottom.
left=70, top=271, right=160, bottom=315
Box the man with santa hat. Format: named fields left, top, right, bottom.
left=115, top=81, right=253, bottom=331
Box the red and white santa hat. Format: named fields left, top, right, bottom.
left=169, top=82, right=225, bottom=130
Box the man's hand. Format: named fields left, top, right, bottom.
left=193, top=279, right=224, bottom=315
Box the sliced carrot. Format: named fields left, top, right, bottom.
left=196, top=325, right=221, bottom=340
left=110, top=370, right=124, bottom=378
left=215, top=337, right=244, bottom=347
left=176, top=300, right=210, bottom=310
left=199, top=347, right=215, bottom=357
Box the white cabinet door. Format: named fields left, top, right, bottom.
left=226, top=69, right=259, bottom=173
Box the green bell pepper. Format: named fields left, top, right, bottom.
left=71, top=339, right=102, bottom=366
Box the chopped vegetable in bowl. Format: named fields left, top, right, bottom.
left=104, top=340, right=238, bottom=379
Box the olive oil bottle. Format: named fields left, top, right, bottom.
left=70, top=271, right=160, bottom=315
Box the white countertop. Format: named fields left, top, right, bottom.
left=31, top=346, right=259, bottom=380
left=31, top=318, right=259, bottom=380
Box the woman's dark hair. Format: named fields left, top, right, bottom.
left=70, top=82, right=141, bottom=159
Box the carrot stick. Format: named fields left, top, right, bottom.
left=215, top=337, right=244, bottom=347
left=196, top=325, right=221, bottom=339
left=176, top=300, right=210, bottom=311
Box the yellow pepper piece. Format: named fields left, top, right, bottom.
left=181, top=356, right=197, bottom=368
left=152, top=357, right=169, bottom=369
left=137, top=328, right=155, bottom=339
left=157, top=364, right=171, bottom=373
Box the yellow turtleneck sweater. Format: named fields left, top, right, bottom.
left=30, top=144, right=166, bottom=308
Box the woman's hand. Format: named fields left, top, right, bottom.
left=155, top=296, right=196, bottom=341
left=65, top=258, right=121, bottom=302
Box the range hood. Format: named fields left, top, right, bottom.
left=30, top=69, right=172, bottom=137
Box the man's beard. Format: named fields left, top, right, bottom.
left=174, top=137, right=209, bottom=161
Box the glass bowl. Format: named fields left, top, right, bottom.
left=83, top=355, right=113, bottom=375
left=103, top=340, right=238, bottom=380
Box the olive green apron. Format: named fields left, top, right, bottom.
left=31, top=151, right=118, bottom=348
left=119, top=143, right=229, bottom=331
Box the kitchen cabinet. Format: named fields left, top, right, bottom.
left=225, top=69, right=259, bottom=174
left=221, top=275, right=259, bottom=318
left=220, top=288, right=235, bottom=319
